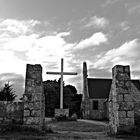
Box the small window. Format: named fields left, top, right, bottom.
left=93, top=100, right=98, bottom=110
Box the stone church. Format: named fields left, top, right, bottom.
left=81, top=62, right=140, bottom=121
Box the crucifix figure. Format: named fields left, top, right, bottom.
left=46, top=58, right=77, bottom=109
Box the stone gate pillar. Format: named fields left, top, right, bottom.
left=81, top=62, right=90, bottom=119
left=23, top=64, right=45, bottom=130
left=109, top=65, right=134, bottom=134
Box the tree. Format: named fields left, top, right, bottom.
left=0, top=82, right=17, bottom=101
left=65, top=85, right=77, bottom=95
left=43, top=80, right=60, bottom=117
left=71, top=94, right=82, bottom=117
left=63, top=86, right=74, bottom=109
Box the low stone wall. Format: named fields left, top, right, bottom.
left=0, top=101, right=24, bottom=124
left=55, top=109, right=69, bottom=117
left=81, top=99, right=90, bottom=119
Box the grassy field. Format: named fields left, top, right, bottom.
left=0, top=121, right=139, bottom=140
left=47, top=120, right=106, bottom=132
left=0, top=121, right=107, bottom=140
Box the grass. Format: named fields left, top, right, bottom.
left=0, top=121, right=139, bottom=140
left=0, top=124, right=53, bottom=136
left=48, top=120, right=106, bottom=132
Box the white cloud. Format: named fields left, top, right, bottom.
left=0, top=18, right=80, bottom=91
left=0, top=18, right=40, bottom=35
left=120, top=21, right=130, bottom=31
left=25, top=35, right=71, bottom=63
left=56, top=32, right=71, bottom=37
left=0, top=32, right=72, bottom=64
left=102, top=0, right=122, bottom=7
left=75, top=32, right=108, bottom=49
left=0, top=58, right=26, bottom=76
left=4, top=34, right=38, bottom=52
left=85, top=16, right=109, bottom=29
left=0, top=18, right=75, bottom=77
left=93, top=39, right=140, bottom=70
left=128, top=4, right=140, bottom=14
left=0, top=50, right=16, bottom=61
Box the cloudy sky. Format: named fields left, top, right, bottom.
left=0, top=0, right=140, bottom=99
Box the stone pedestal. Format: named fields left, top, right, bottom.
left=55, top=109, right=69, bottom=117
left=109, top=65, right=134, bottom=134
left=23, top=64, right=45, bottom=130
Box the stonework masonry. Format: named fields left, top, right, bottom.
left=81, top=99, right=90, bottom=119
left=89, top=99, right=108, bottom=120
left=55, top=109, right=69, bottom=117
left=23, top=64, right=45, bottom=129
left=83, top=62, right=89, bottom=99
left=81, top=62, right=90, bottom=119
left=0, top=101, right=23, bottom=124
left=109, top=65, right=134, bottom=134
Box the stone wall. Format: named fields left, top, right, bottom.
left=23, top=64, right=45, bottom=129
left=83, top=62, right=89, bottom=99
left=0, top=101, right=23, bottom=124
left=81, top=99, right=90, bottom=119
left=89, top=99, right=108, bottom=120
left=55, top=109, right=69, bottom=117
left=81, top=62, right=90, bottom=119
left=109, top=65, right=134, bottom=134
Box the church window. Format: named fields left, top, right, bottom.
left=93, top=100, right=98, bottom=110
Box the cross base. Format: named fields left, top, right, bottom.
left=55, top=108, right=69, bottom=118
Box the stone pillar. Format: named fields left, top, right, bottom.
left=81, top=99, right=90, bottom=119
left=81, top=62, right=90, bottom=119
left=83, top=62, right=89, bottom=99
left=23, top=64, right=45, bottom=130
left=109, top=65, right=134, bottom=134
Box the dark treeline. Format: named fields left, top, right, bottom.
left=43, top=79, right=82, bottom=118
left=0, top=82, right=16, bottom=101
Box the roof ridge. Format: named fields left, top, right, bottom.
left=88, top=78, right=112, bottom=80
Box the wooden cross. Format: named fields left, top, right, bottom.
left=46, top=58, right=77, bottom=109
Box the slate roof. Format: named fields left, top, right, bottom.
left=132, top=80, right=140, bottom=91
left=87, top=78, right=140, bottom=99
left=87, top=78, right=112, bottom=99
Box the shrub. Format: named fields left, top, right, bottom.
left=71, top=113, right=78, bottom=120
left=53, top=114, right=77, bottom=122
left=0, top=82, right=17, bottom=101
left=54, top=115, right=68, bottom=121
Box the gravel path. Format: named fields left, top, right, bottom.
left=77, top=119, right=108, bottom=126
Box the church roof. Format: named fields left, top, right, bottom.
left=87, top=78, right=112, bottom=99
left=132, top=80, right=140, bottom=91
left=87, top=78, right=140, bottom=99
